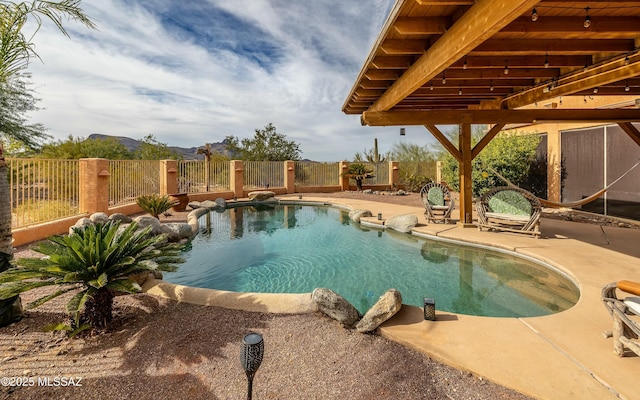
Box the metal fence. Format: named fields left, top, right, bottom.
left=178, top=160, right=230, bottom=193
left=244, top=161, right=284, bottom=190
left=363, top=162, right=390, bottom=186
left=294, top=161, right=339, bottom=186
left=8, top=158, right=80, bottom=228
left=109, top=160, right=159, bottom=206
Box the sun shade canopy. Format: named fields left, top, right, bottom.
left=342, top=0, right=640, bottom=120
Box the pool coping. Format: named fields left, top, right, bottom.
left=143, top=195, right=640, bottom=400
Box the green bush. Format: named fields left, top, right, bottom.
left=136, top=194, right=179, bottom=219
left=440, top=131, right=543, bottom=196
left=401, top=173, right=432, bottom=193
left=0, top=221, right=184, bottom=331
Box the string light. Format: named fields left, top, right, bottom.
left=625, top=81, right=630, bottom=92
left=544, top=54, right=549, bottom=69
left=442, top=72, right=446, bottom=84
left=503, top=60, right=509, bottom=75
left=463, top=58, right=467, bottom=70
left=458, top=85, right=462, bottom=95
left=593, top=87, right=599, bottom=94
left=430, top=81, right=434, bottom=91
left=584, top=7, right=591, bottom=28
left=559, top=96, right=562, bottom=105
left=531, top=7, right=538, bottom=22
left=625, top=55, right=630, bottom=65
left=489, top=80, right=494, bottom=92
left=584, top=95, right=587, bottom=104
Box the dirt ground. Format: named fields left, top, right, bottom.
left=0, top=191, right=541, bottom=399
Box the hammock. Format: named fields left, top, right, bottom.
left=487, top=159, right=640, bottom=208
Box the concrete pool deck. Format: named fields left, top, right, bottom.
left=146, top=195, right=640, bottom=400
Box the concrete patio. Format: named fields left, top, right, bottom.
left=146, top=195, right=640, bottom=399
left=288, top=196, right=640, bottom=400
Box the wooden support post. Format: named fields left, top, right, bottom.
left=459, top=122, right=474, bottom=225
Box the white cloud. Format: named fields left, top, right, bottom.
left=24, top=0, right=437, bottom=161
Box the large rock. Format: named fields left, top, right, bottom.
left=69, top=217, right=93, bottom=235
left=161, top=223, right=194, bottom=241
left=348, top=209, right=372, bottom=223
left=133, top=216, right=163, bottom=235
left=89, top=212, right=109, bottom=224
left=248, top=191, right=275, bottom=201
left=355, top=289, right=402, bottom=333
left=109, top=213, right=132, bottom=223
left=312, top=288, right=361, bottom=328
left=384, top=214, right=418, bottom=233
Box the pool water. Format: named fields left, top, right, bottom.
left=164, top=204, right=579, bottom=317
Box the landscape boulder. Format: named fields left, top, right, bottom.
left=312, top=288, right=361, bottom=328
left=161, top=223, right=194, bottom=241
left=69, top=217, right=93, bottom=235
left=133, top=216, right=163, bottom=235
left=355, top=289, right=402, bottom=333
left=248, top=191, right=275, bottom=201
left=348, top=209, right=372, bottom=223
left=384, top=214, right=418, bottom=233
left=109, top=213, right=132, bottom=223
left=89, top=212, right=109, bottom=224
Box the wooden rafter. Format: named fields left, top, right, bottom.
left=472, top=124, right=506, bottom=159
left=368, top=0, right=540, bottom=113
left=425, top=124, right=461, bottom=162
left=618, top=122, right=640, bottom=147
left=361, top=109, right=640, bottom=126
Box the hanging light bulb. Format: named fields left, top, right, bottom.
left=584, top=96, right=587, bottom=104
left=625, top=81, right=630, bottom=92
left=442, top=72, right=446, bottom=84
left=531, top=7, right=538, bottom=22
left=430, top=81, right=434, bottom=91
left=559, top=96, right=563, bottom=105
left=503, top=61, right=509, bottom=75
left=583, top=7, right=591, bottom=28
left=624, top=55, right=630, bottom=65
left=489, top=80, right=494, bottom=92
left=458, top=85, right=462, bottom=95
left=463, top=58, right=468, bottom=70
left=544, top=54, right=549, bottom=69
left=593, top=87, right=599, bottom=94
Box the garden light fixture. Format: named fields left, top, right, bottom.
left=240, top=332, right=264, bottom=400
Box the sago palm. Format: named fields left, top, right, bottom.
left=136, top=193, right=179, bottom=219
left=0, top=220, right=184, bottom=330
left=342, top=163, right=375, bottom=191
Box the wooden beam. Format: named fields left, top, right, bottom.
left=500, top=17, right=640, bottom=39
left=380, top=39, right=427, bottom=55
left=459, top=121, right=474, bottom=225
left=362, top=109, right=640, bottom=126
left=618, top=122, right=640, bottom=147
left=371, top=56, right=413, bottom=69
left=472, top=124, right=506, bottom=159
left=393, top=17, right=450, bottom=35
left=425, top=124, right=462, bottom=162
left=368, top=0, right=541, bottom=113
left=503, top=56, right=640, bottom=109
left=364, top=70, right=400, bottom=80
left=415, top=0, right=474, bottom=4
left=470, top=39, right=634, bottom=56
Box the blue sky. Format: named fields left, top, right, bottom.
left=26, top=0, right=438, bottom=161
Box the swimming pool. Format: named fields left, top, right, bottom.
left=164, top=204, right=579, bottom=317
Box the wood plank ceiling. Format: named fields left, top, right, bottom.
left=342, top=0, right=640, bottom=117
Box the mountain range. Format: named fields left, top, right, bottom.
left=88, top=134, right=229, bottom=160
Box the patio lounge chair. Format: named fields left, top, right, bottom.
left=602, top=280, right=640, bottom=357
left=476, top=186, right=542, bottom=238
left=420, top=182, right=454, bottom=224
